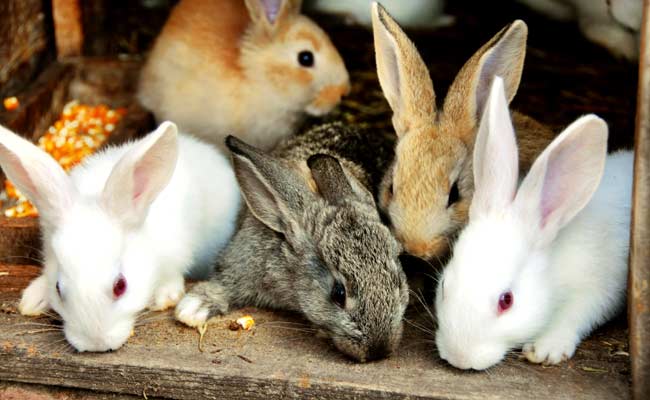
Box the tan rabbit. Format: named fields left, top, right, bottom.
left=371, top=3, right=556, bottom=260
left=138, top=0, right=350, bottom=151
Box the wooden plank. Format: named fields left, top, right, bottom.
left=629, top=1, right=650, bottom=399
left=0, top=272, right=631, bottom=400
left=1, top=381, right=147, bottom=400
left=52, top=0, right=83, bottom=58
left=0, top=0, right=53, bottom=99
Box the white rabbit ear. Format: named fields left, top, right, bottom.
left=469, top=77, right=519, bottom=220
left=514, top=115, right=608, bottom=246
left=101, top=121, right=178, bottom=229
left=0, top=125, right=75, bottom=224
left=245, top=0, right=301, bottom=29
left=371, top=2, right=436, bottom=138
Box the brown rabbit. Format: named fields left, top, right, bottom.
left=138, top=0, right=350, bottom=151
left=371, top=3, right=556, bottom=260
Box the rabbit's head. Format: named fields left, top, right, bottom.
left=242, top=0, right=350, bottom=116
left=227, top=136, right=408, bottom=361
left=372, top=2, right=527, bottom=260
left=1, top=122, right=180, bottom=352
left=435, top=78, right=608, bottom=370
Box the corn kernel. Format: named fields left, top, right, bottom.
left=3, top=97, right=19, bottom=111
left=2, top=100, right=126, bottom=217
left=236, top=315, right=255, bottom=330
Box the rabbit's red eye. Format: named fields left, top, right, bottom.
left=113, top=274, right=127, bottom=299
left=498, top=291, right=513, bottom=314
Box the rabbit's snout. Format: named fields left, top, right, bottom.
left=332, top=336, right=393, bottom=362
left=64, top=318, right=134, bottom=352
left=306, top=83, right=351, bottom=115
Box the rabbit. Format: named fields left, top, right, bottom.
left=516, top=0, right=641, bottom=60
left=434, top=77, right=632, bottom=370
left=175, top=122, right=409, bottom=362
left=138, top=0, right=350, bottom=152
left=0, top=121, right=241, bottom=352
left=371, top=3, right=557, bottom=262
left=305, top=0, right=454, bottom=29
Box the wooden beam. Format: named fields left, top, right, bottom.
left=629, top=1, right=650, bottom=399
left=0, top=277, right=633, bottom=400
left=51, top=0, right=83, bottom=58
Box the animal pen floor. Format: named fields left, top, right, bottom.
left=0, top=1, right=638, bottom=399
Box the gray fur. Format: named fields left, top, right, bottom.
left=181, top=122, right=407, bottom=362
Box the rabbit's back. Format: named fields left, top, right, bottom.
left=275, top=122, right=395, bottom=195
left=550, top=150, right=633, bottom=313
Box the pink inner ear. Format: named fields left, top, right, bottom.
left=539, top=141, right=580, bottom=227
left=133, top=165, right=148, bottom=203
left=261, top=0, right=281, bottom=23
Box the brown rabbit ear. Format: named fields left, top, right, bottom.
left=371, top=2, right=436, bottom=138
left=308, top=154, right=375, bottom=206
left=226, top=135, right=311, bottom=234
left=442, top=20, right=527, bottom=143
left=245, top=0, right=301, bottom=31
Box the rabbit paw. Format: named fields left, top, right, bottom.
left=174, top=281, right=229, bottom=327
left=523, top=333, right=579, bottom=365
left=151, top=277, right=185, bottom=311
left=19, top=275, right=49, bottom=316
left=175, top=294, right=211, bottom=328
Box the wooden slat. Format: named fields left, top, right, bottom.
left=52, top=0, right=83, bottom=58
left=629, top=1, right=650, bottom=399
left=0, top=274, right=632, bottom=400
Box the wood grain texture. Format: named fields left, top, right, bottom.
left=629, top=1, right=650, bottom=399
left=52, top=0, right=83, bottom=58
left=0, top=272, right=632, bottom=400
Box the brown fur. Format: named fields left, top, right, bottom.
left=372, top=4, right=556, bottom=261
left=295, top=29, right=322, bottom=51
left=163, top=0, right=249, bottom=76
left=137, top=0, right=349, bottom=151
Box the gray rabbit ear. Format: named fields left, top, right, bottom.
left=307, top=154, right=373, bottom=205
left=226, top=135, right=311, bottom=234
left=307, top=154, right=353, bottom=204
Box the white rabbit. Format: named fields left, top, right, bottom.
left=434, top=77, right=633, bottom=370
left=305, top=0, right=454, bottom=29
left=0, top=122, right=240, bottom=352
left=516, top=0, right=641, bottom=60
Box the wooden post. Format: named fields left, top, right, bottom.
left=629, top=1, right=650, bottom=399
left=51, top=0, right=83, bottom=58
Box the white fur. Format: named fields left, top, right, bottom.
left=434, top=77, right=633, bottom=370
left=306, top=0, right=454, bottom=29
left=516, top=0, right=640, bottom=60
left=0, top=122, right=240, bottom=352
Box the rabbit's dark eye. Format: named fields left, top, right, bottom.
left=447, top=181, right=460, bottom=207
left=331, top=280, right=346, bottom=308
left=298, top=50, right=314, bottom=67
left=113, top=274, right=127, bottom=299
left=498, top=290, right=513, bottom=314
left=55, top=281, right=61, bottom=297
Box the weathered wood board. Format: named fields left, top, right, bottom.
left=0, top=264, right=631, bottom=400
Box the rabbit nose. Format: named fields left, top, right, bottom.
left=366, top=340, right=392, bottom=361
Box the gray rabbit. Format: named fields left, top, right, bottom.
left=175, top=123, right=409, bottom=362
